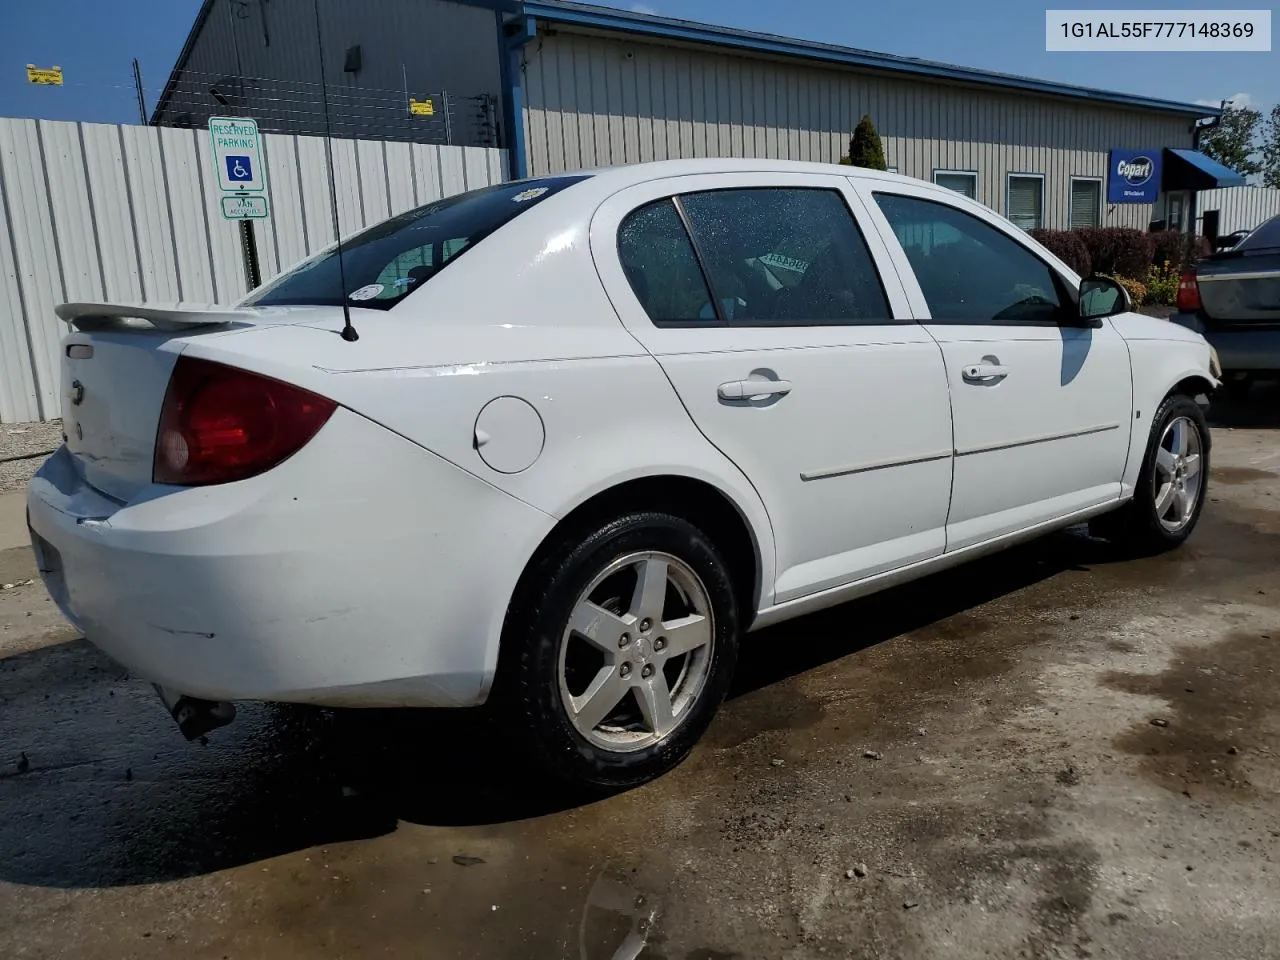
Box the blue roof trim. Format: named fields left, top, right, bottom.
left=519, top=0, right=1219, bottom=119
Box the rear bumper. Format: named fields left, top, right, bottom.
left=26, top=408, right=552, bottom=708
left=1168, top=312, right=1280, bottom=373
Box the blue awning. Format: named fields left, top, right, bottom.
left=1164, top=149, right=1248, bottom=190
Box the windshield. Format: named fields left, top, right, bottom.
left=246, top=175, right=590, bottom=310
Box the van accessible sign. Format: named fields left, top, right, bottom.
left=1107, top=148, right=1162, bottom=203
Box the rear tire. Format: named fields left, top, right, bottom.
left=496, top=511, right=739, bottom=793
left=1091, top=393, right=1210, bottom=555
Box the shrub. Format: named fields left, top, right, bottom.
left=1149, top=230, right=1212, bottom=268
left=1148, top=230, right=1184, bottom=269
left=1115, top=275, right=1147, bottom=306
left=1076, top=227, right=1154, bottom=279
left=1184, top=234, right=1212, bottom=263
left=847, top=115, right=887, bottom=171
left=1029, top=228, right=1091, bottom=276
left=1144, top=261, right=1180, bottom=306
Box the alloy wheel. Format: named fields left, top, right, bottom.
left=1152, top=415, right=1204, bottom=533
left=557, top=551, right=715, bottom=752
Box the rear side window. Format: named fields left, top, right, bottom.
left=618, top=187, right=894, bottom=327
left=248, top=176, right=589, bottom=311
left=1237, top=214, right=1280, bottom=252
left=617, top=200, right=716, bottom=324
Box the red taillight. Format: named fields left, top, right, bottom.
left=154, top=356, right=337, bottom=485
left=1176, top=270, right=1202, bottom=311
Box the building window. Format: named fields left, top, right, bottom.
left=1006, top=174, right=1044, bottom=231
left=1069, top=178, right=1102, bottom=229
left=933, top=170, right=978, bottom=199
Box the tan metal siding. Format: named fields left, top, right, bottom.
left=522, top=30, right=1194, bottom=231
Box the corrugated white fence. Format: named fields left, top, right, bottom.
left=0, top=118, right=508, bottom=423
left=1199, top=185, right=1280, bottom=236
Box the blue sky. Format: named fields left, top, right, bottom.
left=1, top=0, right=1274, bottom=124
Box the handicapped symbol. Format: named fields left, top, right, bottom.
left=225, top=155, right=253, bottom=182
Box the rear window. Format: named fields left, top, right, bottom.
left=1236, top=214, right=1280, bottom=252
left=247, top=175, right=589, bottom=310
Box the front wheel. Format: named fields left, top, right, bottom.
left=1091, top=393, right=1210, bottom=554
left=497, top=512, right=739, bottom=793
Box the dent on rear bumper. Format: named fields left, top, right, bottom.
left=26, top=408, right=554, bottom=708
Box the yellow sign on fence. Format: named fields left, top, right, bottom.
left=26, top=65, right=63, bottom=86
left=409, top=98, right=435, bottom=117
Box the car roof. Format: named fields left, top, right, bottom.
left=548, top=157, right=990, bottom=224
left=566, top=156, right=921, bottom=188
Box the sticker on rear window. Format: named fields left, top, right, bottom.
left=348, top=284, right=384, bottom=301
left=512, top=187, right=549, bottom=203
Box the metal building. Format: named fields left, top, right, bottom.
left=151, top=0, right=505, bottom=147
left=154, top=0, right=1245, bottom=232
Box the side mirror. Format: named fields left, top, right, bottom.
left=1078, top=275, right=1132, bottom=321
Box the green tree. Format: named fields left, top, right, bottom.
left=846, top=114, right=887, bottom=171
left=1199, top=103, right=1262, bottom=177
left=1260, top=104, right=1280, bottom=189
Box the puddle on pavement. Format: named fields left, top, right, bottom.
left=1213, top=466, right=1279, bottom=485
left=1101, top=628, right=1280, bottom=800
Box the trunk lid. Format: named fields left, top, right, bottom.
left=1196, top=250, right=1280, bottom=327
left=54, top=301, right=286, bottom=502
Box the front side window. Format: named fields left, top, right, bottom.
left=1007, top=175, right=1045, bottom=231
left=248, top=176, right=589, bottom=310
left=618, top=187, right=892, bottom=326
left=874, top=192, right=1067, bottom=325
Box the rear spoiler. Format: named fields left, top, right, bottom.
left=55, top=302, right=253, bottom=332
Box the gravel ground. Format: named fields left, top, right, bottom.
left=0, top=421, right=61, bottom=492
left=0, top=389, right=1278, bottom=959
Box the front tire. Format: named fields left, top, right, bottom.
left=497, top=512, right=739, bottom=793
left=1092, top=393, right=1210, bottom=554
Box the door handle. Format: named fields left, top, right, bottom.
left=718, top=379, right=793, bottom=400
left=961, top=363, right=1009, bottom=383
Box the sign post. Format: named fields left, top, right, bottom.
left=209, top=116, right=270, bottom=291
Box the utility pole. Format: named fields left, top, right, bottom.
left=132, top=58, right=148, bottom=125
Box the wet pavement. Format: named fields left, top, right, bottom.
left=2, top=386, right=1279, bottom=959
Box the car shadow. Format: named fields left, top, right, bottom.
left=0, top=523, right=1122, bottom=890
left=1206, top=378, right=1280, bottom=429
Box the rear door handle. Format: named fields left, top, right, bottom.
left=961, top=363, right=1009, bottom=383
left=718, top=379, right=793, bottom=400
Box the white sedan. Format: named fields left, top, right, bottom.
left=27, top=159, right=1215, bottom=791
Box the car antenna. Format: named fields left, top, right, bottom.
left=312, top=0, right=358, bottom=342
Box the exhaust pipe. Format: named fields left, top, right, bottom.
left=154, top=685, right=236, bottom=740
